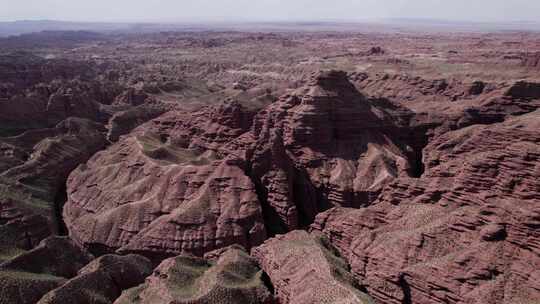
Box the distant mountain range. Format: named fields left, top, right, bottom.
left=0, top=20, right=127, bottom=36
left=1, top=19, right=540, bottom=37
left=380, top=18, right=540, bottom=31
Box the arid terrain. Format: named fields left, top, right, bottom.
left=0, top=23, right=539, bottom=304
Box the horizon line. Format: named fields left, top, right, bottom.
left=2, top=17, right=540, bottom=25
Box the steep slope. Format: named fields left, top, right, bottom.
left=0, top=118, right=107, bottom=259
left=252, top=230, right=375, bottom=304
left=312, top=110, right=540, bottom=304
left=64, top=101, right=266, bottom=259
left=38, top=254, right=153, bottom=304
left=245, top=70, right=412, bottom=233
left=63, top=70, right=416, bottom=257
left=115, top=246, right=274, bottom=304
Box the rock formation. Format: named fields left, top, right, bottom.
left=115, top=246, right=274, bottom=304
left=38, top=254, right=153, bottom=304
left=2, top=27, right=540, bottom=304
left=252, top=230, right=374, bottom=304
left=0, top=118, right=107, bottom=259
left=0, top=236, right=93, bottom=304
left=107, top=103, right=169, bottom=142
left=64, top=102, right=266, bottom=259
left=0, top=79, right=120, bottom=136
left=63, top=70, right=417, bottom=257
left=312, top=110, right=540, bottom=304
left=246, top=70, right=411, bottom=233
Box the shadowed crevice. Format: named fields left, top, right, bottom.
left=53, top=182, right=68, bottom=235
left=398, top=273, right=412, bottom=304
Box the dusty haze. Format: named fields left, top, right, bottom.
left=1, top=0, right=540, bottom=22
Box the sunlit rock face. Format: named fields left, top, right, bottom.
left=64, top=102, right=266, bottom=260
left=312, top=110, right=540, bottom=304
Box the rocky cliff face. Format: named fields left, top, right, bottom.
left=311, top=110, right=540, bottom=304
left=246, top=71, right=412, bottom=233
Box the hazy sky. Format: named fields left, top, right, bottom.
left=1, top=0, right=540, bottom=23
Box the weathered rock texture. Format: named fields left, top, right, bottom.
left=38, top=254, right=153, bottom=304
left=59, top=68, right=540, bottom=304
left=64, top=102, right=266, bottom=259
left=246, top=70, right=411, bottom=234
left=0, top=80, right=118, bottom=136
left=312, top=110, right=540, bottom=304
left=1, top=118, right=107, bottom=201
left=64, top=71, right=418, bottom=258
left=0, top=118, right=107, bottom=259
left=115, top=246, right=274, bottom=304
left=0, top=236, right=93, bottom=304
left=1, top=27, right=540, bottom=304
left=107, top=103, right=169, bottom=142
left=252, top=230, right=374, bottom=304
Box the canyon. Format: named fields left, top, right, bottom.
left=0, top=26, right=539, bottom=304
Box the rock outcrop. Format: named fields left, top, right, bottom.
left=38, top=254, right=153, bottom=304
left=246, top=70, right=411, bottom=233
left=107, top=103, right=169, bottom=142
left=0, top=52, right=125, bottom=137
left=1, top=118, right=107, bottom=201
left=0, top=118, right=107, bottom=259
left=64, top=102, right=266, bottom=259
left=312, top=110, right=540, bottom=304
left=115, top=246, right=274, bottom=304
left=0, top=80, right=119, bottom=136
left=0, top=236, right=93, bottom=304
left=252, top=230, right=374, bottom=304
left=349, top=72, right=498, bottom=106
left=38, top=67, right=540, bottom=304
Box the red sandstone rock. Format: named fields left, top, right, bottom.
left=246, top=70, right=411, bottom=233
left=64, top=102, right=266, bottom=259
left=1, top=30, right=540, bottom=304
left=1, top=118, right=107, bottom=201
left=312, top=110, right=540, bottom=304
left=252, top=230, right=374, bottom=304
left=0, top=81, right=121, bottom=135
left=0, top=118, right=107, bottom=258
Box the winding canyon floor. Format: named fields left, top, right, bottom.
left=0, top=24, right=539, bottom=304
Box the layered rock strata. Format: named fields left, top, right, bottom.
left=312, top=110, right=540, bottom=304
